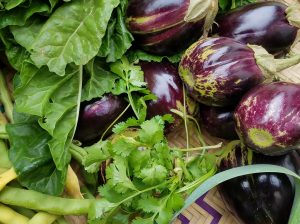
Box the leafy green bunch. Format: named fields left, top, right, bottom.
left=78, top=116, right=217, bottom=224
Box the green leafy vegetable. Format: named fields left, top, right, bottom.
left=81, top=58, right=118, bottom=102
left=218, top=0, right=256, bottom=12
left=98, top=0, right=133, bottom=62
left=30, top=0, right=120, bottom=76
left=127, top=49, right=182, bottom=64
left=7, top=117, right=67, bottom=196
left=14, top=62, right=82, bottom=170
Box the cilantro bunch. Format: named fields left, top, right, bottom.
left=72, top=116, right=218, bottom=224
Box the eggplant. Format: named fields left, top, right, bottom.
left=217, top=2, right=299, bottom=55
left=179, top=37, right=300, bottom=106
left=219, top=144, right=300, bottom=224
left=126, top=0, right=218, bottom=55
left=75, top=94, right=128, bottom=143
left=141, top=61, right=198, bottom=131
left=234, top=82, right=300, bottom=156
left=200, top=105, right=238, bottom=140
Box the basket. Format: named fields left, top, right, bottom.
left=172, top=1, right=300, bottom=221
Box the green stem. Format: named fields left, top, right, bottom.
left=100, top=104, right=130, bottom=141
left=0, top=71, right=13, bottom=122
left=171, top=143, right=222, bottom=152
left=0, top=187, right=92, bottom=215
left=182, top=85, right=190, bottom=157
left=127, top=90, right=139, bottom=120
left=69, top=143, right=87, bottom=164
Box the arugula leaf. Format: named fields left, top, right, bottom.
left=98, top=0, right=133, bottom=62
left=30, top=0, right=120, bottom=76
left=81, top=58, right=118, bottom=102
left=7, top=118, right=67, bottom=196
left=14, top=62, right=82, bottom=170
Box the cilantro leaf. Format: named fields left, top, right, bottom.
left=138, top=163, right=168, bottom=186
left=139, top=116, right=165, bottom=145
left=106, top=156, right=137, bottom=193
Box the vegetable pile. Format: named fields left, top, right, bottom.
left=0, top=0, right=299, bottom=224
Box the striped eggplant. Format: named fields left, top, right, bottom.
left=126, top=0, right=218, bottom=55
left=200, top=105, right=238, bottom=140
left=234, top=82, right=300, bottom=156
left=219, top=143, right=300, bottom=224
left=179, top=37, right=300, bottom=106
left=141, top=61, right=198, bottom=131
left=217, top=2, right=300, bottom=54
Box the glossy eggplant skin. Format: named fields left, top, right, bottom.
left=141, top=61, right=197, bottom=130
left=235, top=82, right=300, bottom=156
left=217, top=2, right=298, bottom=54
left=75, top=94, right=128, bottom=143
left=126, top=0, right=204, bottom=55
left=200, top=105, right=238, bottom=140
left=219, top=145, right=300, bottom=224
left=179, top=37, right=264, bottom=106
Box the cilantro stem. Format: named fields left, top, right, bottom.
left=182, top=85, right=190, bottom=157
left=176, top=168, right=216, bottom=193
left=171, top=142, right=222, bottom=152
left=170, top=109, right=207, bottom=147
left=100, top=104, right=130, bottom=141
left=69, top=143, right=87, bottom=164
left=127, top=85, right=139, bottom=119
left=0, top=70, right=13, bottom=122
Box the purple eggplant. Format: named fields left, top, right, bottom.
left=75, top=94, right=128, bottom=143
left=141, top=61, right=198, bottom=130
left=234, top=82, right=300, bottom=156
left=200, top=105, right=238, bottom=140
left=219, top=144, right=300, bottom=224
left=179, top=37, right=300, bottom=106
left=126, top=0, right=218, bottom=55
left=217, top=2, right=299, bottom=54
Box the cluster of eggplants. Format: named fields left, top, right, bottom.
left=141, top=61, right=198, bottom=131
left=126, top=0, right=218, bottom=55
left=217, top=2, right=300, bottom=55
left=219, top=144, right=300, bottom=224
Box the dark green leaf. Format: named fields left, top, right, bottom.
left=81, top=58, right=118, bottom=102
left=7, top=119, right=67, bottom=196
left=30, top=0, right=120, bottom=75
left=127, top=49, right=182, bottom=64
left=98, top=0, right=133, bottom=62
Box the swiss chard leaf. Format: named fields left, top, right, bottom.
left=0, top=29, right=29, bottom=70
left=98, top=0, right=133, bottom=62
left=14, top=62, right=82, bottom=170
left=7, top=118, right=67, bottom=196
left=30, top=0, right=120, bottom=76
left=10, top=17, right=44, bottom=51
left=0, top=1, right=50, bottom=29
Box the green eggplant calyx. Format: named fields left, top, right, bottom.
left=248, top=128, right=275, bottom=149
